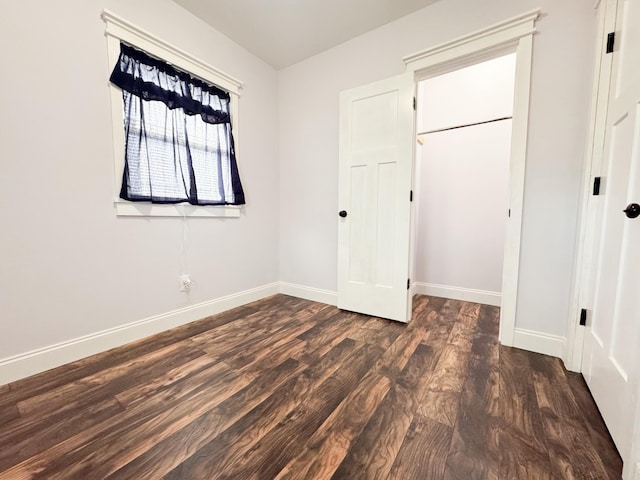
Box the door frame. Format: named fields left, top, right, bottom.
left=566, top=0, right=616, bottom=372
left=403, top=10, right=539, bottom=346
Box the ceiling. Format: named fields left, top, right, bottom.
left=173, top=0, right=441, bottom=69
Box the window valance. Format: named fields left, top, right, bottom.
left=110, top=43, right=232, bottom=126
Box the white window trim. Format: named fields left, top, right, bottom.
left=102, top=9, right=244, bottom=218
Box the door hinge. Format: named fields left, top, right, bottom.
left=579, top=308, right=587, bottom=326
left=593, top=176, right=601, bottom=195
left=413, top=97, right=416, bottom=110
left=606, top=32, right=615, bottom=54
left=410, top=190, right=413, bottom=202
left=407, top=279, right=410, bottom=290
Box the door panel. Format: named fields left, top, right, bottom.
left=338, top=74, right=415, bottom=322
left=582, top=0, right=640, bottom=466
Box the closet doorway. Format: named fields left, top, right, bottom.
left=413, top=54, right=517, bottom=308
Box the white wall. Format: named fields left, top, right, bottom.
left=414, top=55, right=515, bottom=302
left=416, top=121, right=512, bottom=296
left=417, top=54, right=516, bottom=132
left=278, top=0, right=596, bottom=338
left=0, top=1, right=279, bottom=364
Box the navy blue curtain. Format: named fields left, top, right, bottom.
left=110, top=43, right=245, bottom=205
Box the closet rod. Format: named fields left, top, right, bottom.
left=417, top=116, right=512, bottom=136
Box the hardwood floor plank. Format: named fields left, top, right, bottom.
left=224, top=324, right=311, bottom=370
left=0, top=294, right=622, bottom=480
left=273, top=371, right=391, bottom=480
left=330, top=298, right=453, bottom=480
left=529, top=352, right=612, bottom=480
left=369, top=320, right=428, bottom=380
left=419, top=389, right=461, bottom=428
left=15, top=340, right=206, bottom=417
left=183, top=296, right=313, bottom=353
left=566, top=373, right=623, bottom=479
left=409, top=293, right=430, bottom=316
left=206, top=343, right=386, bottom=480
left=418, top=343, right=469, bottom=427
left=294, top=311, right=366, bottom=364
left=238, top=336, right=308, bottom=375
left=113, top=354, right=218, bottom=407
left=476, top=304, right=500, bottom=336
left=498, top=429, right=552, bottom=480
left=447, top=301, right=480, bottom=350
left=193, top=311, right=295, bottom=353
left=0, top=358, right=256, bottom=480
left=0, top=397, right=125, bottom=471
left=330, top=298, right=451, bottom=480
left=0, top=403, right=19, bottom=427
left=195, top=302, right=331, bottom=361
left=294, top=310, right=351, bottom=343
left=388, top=412, right=453, bottom=480
left=420, top=299, right=463, bottom=344
left=498, top=346, right=548, bottom=449
left=15, top=359, right=304, bottom=480
left=410, top=294, right=443, bottom=323
left=444, top=327, right=500, bottom=479
left=346, top=320, right=404, bottom=349
left=331, top=343, right=442, bottom=480
left=330, top=384, right=413, bottom=480
left=423, top=343, right=469, bottom=393
left=498, top=346, right=551, bottom=478
left=0, top=296, right=280, bottom=408
left=121, top=339, right=360, bottom=480
left=2, top=296, right=300, bottom=414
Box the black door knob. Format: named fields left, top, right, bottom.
left=623, top=203, right=640, bottom=219
left=339, top=210, right=348, bottom=218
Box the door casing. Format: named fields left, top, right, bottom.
left=566, top=0, right=617, bottom=372
left=403, top=10, right=539, bottom=347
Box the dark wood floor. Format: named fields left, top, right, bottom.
left=0, top=294, right=622, bottom=479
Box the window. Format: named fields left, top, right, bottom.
left=103, top=10, right=244, bottom=217
left=110, top=44, right=244, bottom=206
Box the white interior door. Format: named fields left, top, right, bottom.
left=337, top=74, right=415, bottom=322
left=582, top=0, right=640, bottom=468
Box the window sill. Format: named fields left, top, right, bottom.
left=114, top=201, right=241, bottom=218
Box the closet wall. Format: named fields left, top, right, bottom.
left=414, top=54, right=516, bottom=305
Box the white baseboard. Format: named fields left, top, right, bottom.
left=2, top=279, right=566, bottom=387
left=0, top=282, right=279, bottom=386
left=512, top=328, right=566, bottom=360
left=412, top=282, right=501, bottom=307
left=278, top=282, right=337, bottom=306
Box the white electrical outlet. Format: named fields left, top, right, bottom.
left=179, top=274, right=192, bottom=292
